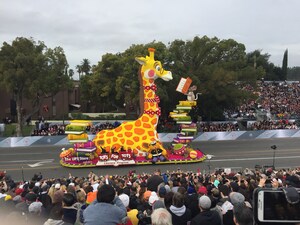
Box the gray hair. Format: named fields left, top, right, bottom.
left=151, top=208, right=172, bottom=225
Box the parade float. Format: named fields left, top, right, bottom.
left=60, top=48, right=206, bottom=167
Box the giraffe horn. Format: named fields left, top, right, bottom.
left=148, top=48, right=155, bottom=60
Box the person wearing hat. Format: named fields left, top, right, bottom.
left=83, top=184, right=127, bottom=225
left=15, top=192, right=38, bottom=213
left=222, top=192, right=245, bottom=225
left=191, top=195, right=222, bottom=225
left=27, top=201, right=47, bottom=224
left=118, top=193, right=135, bottom=225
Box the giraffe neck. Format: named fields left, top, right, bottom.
left=143, top=81, right=160, bottom=112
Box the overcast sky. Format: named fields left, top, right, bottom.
left=1, top=0, right=300, bottom=79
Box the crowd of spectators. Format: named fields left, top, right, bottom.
left=89, top=121, right=121, bottom=134
left=225, top=81, right=300, bottom=121
left=0, top=166, right=299, bottom=225
left=30, top=121, right=121, bottom=136
left=248, top=120, right=298, bottom=130
left=258, top=81, right=300, bottom=120
left=31, top=123, right=65, bottom=136
left=198, top=122, right=240, bottom=132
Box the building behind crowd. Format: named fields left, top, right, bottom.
left=0, top=80, right=82, bottom=122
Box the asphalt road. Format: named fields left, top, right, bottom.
left=0, top=138, right=299, bottom=181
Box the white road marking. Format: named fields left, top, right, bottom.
left=27, top=159, right=55, bottom=168
left=210, top=155, right=300, bottom=162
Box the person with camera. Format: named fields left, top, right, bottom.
left=83, top=184, right=127, bottom=225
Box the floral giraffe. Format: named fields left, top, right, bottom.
left=93, top=48, right=172, bottom=158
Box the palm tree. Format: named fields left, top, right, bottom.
left=68, top=69, right=74, bottom=79
left=81, top=58, right=91, bottom=76
left=76, top=65, right=82, bottom=79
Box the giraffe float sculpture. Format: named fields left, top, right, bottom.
left=60, top=48, right=206, bottom=167
left=94, top=48, right=171, bottom=160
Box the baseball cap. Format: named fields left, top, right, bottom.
left=199, top=195, right=211, bottom=210
left=119, top=193, right=129, bottom=208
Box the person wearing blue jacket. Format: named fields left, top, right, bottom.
left=83, top=184, right=127, bottom=225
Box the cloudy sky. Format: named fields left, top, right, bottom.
left=1, top=0, right=300, bottom=78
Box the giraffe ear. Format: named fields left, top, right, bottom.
left=135, top=57, right=147, bottom=65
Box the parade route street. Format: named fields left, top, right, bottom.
left=0, top=138, right=299, bottom=181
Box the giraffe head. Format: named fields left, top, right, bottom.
left=135, top=48, right=172, bottom=82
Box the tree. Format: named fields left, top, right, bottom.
left=81, top=58, right=91, bottom=75
left=68, top=69, right=74, bottom=79
left=0, top=37, right=69, bottom=136
left=76, top=64, right=82, bottom=79
left=168, top=36, right=255, bottom=120
left=281, top=49, right=288, bottom=81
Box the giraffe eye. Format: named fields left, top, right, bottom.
left=155, top=65, right=161, bottom=71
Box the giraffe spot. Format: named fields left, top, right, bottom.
left=97, top=140, right=104, bottom=145
left=147, top=92, right=153, bottom=98
left=144, top=105, right=149, bottom=110
left=125, top=132, right=132, bottom=137
left=117, top=133, right=123, bottom=138
left=112, top=144, right=121, bottom=151
left=120, top=139, right=125, bottom=145
left=143, top=123, right=151, bottom=129
left=113, top=137, right=118, bottom=142
left=135, top=120, right=142, bottom=127
left=115, top=126, right=122, bottom=132
left=142, top=136, right=147, bottom=140
left=143, top=80, right=147, bottom=86
left=107, top=132, right=114, bottom=137
left=98, top=134, right=104, bottom=139
left=142, top=116, right=149, bottom=122
left=126, top=140, right=134, bottom=145
left=133, top=149, right=138, bottom=155
left=134, top=128, right=145, bottom=135
left=148, top=131, right=155, bottom=136
left=105, top=146, right=110, bottom=152
left=133, top=136, right=140, bottom=142
left=151, top=118, right=158, bottom=125
left=107, top=139, right=111, bottom=144
left=142, top=142, right=149, bottom=149
left=150, top=102, right=155, bottom=107
left=124, top=124, right=133, bottom=130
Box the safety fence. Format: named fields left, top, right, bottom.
left=1, top=129, right=300, bottom=147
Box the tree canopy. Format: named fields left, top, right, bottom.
left=0, top=37, right=70, bottom=136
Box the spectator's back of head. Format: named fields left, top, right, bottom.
left=63, top=192, right=76, bottom=207
left=97, top=184, right=115, bottom=203
left=172, top=192, right=184, bottom=208
left=49, top=203, right=63, bottom=220
left=151, top=208, right=172, bottom=225
left=229, top=192, right=245, bottom=205
left=233, top=203, right=253, bottom=225
left=199, top=195, right=211, bottom=211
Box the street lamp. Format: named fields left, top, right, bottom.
left=271, top=145, right=277, bottom=169
left=206, top=154, right=214, bottom=175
